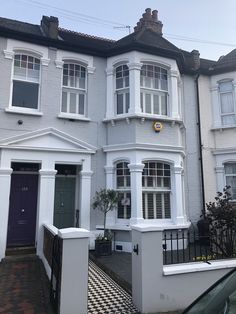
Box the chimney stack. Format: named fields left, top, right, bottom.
left=191, top=50, right=200, bottom=70
left=41, top=16, right=59, bottom=39
left=134, top=8, right=163, bottom=35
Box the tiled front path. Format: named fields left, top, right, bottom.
left=0, top=255, right=139, bottom=314
left=88, top=260, right=139, bottom=314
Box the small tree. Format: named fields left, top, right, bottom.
left=92, top=189, right=119, bottom=237
left=206, top=186, right=236, bottom=257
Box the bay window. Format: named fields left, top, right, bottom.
left=142, top=161, right=171, bottom=219
left=116, top=162, right=131, bottom=219
left=115, top=64, right=129, bottom=115
left=12, top=54, right=40, bottom=109
left=140, top=64, right=168, bottom=115
left=61, top=63, right=86, bottom=116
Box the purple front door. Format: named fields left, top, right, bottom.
left=7, top=174, right=38, bottom=247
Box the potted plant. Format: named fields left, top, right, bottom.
left=92, top=189, right=119, bottom=256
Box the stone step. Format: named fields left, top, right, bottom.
left=5, top=246, right=36, bottom=257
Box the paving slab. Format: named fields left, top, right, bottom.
left=0, top=255, right=54, bottom=314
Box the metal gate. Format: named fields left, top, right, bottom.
left=50, top=235, right=63, bottom=313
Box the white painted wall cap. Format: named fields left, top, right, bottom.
left=43, top=223, right=58, bottom=236
left=131, top=224, right=164, bottom=232
left=58, top=227, right=90, bottom=239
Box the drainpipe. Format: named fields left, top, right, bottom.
left=195, top=73, right=206, bottom=218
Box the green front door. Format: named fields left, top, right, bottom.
left=54, top=176, right=76, bottom=229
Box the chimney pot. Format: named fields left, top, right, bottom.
left=134, top=8, right=163, bottom=35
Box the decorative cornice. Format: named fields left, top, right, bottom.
left=0, top=168, right=13, bottom=175
left=170, top=70, right=179, bottom=78
left=87, top=66, right=96, bottom=74
left=215, top=166, right=224, bottom=173
left=173, top=166, right=183, bottom=174
left=128, top=163, right=144, bottom=172
left=41, top=58, right=50, bottom=66
left=80, top=170, right=93, bottom=177
left=104, top=166, right=115, bottom=174
left=213, top=148, right=236, bottom=155
left=106, top=68, right=114, bottom=76
left=55, top=60, right=64, bottom=68
left=39, top=169, right=57, bottom=176
left=127, top=62, right=142, bottom=71
left=3, top=50, right=14, bottom=60
left=103, top=143, right=185, bottom=156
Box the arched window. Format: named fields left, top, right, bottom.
left=115, top=64, right=129, bottom=115
left=225, top=163, right=236, bottom=200
left=61, top=62, right=86, bottom=116
left=140, top=64, right=168, bottom=115
left=142, top=161, right=171, bottom=219
left=12, top=53, right=40, bottom=109
left=116, top=162, right=131, bottom=219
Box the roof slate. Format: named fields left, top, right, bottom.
left=0, top=15, right=235, bottom=75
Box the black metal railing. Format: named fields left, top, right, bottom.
left=163, top=227, right=236, bottom=265
left=50, top=235, right=63, bottom=313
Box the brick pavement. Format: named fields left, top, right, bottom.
left=0, top=255, right=54, bottom=314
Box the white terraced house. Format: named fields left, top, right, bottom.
left=0, top=8, right=234, bottom=261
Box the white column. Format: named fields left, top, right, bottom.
left=105, top=165, right=115, bottom=189
left=170, top=70, right=180, bottom=119
left=58, top=228, right=90, bottom=314
left=128, top=62, right=142, bottom=115
left=79, top=171, right=93, bottom=230
left=0, top=168, right=13, bottom=261
left=215, top=166, right=224, bottom=192
left=128, top=163, right=144, bottom=224
left=106, top=68, right=115, bottom=119
left=173, top=166, right=186, bottom=225
left=37, top=169, right=57, bottom=256
left=105, top=166, right=116, bottom=226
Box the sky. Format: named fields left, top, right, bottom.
left=1, top=0, right=236, bottom=61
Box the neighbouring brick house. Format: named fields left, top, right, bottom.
left=0, top=8, right=234, bottom=261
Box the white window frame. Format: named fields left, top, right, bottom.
left=10, top=52, right=41, bottom=113
left=61, top=62, right=87, bottom=117
left=140, top=64, right=169, bottom=116
left=116, top=161, right=131, bottom=219
left=219, top=80, right=236, bottom=126
left=115, top=64, right=130, bottom=115
left=224, top=162, right=236, bottom=200
left=142, top=161, right=171, bottom=219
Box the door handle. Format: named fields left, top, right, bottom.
left=21, top=209, right=25, bottom=213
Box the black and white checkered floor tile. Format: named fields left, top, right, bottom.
left=88, top=260, right=139, bottom=314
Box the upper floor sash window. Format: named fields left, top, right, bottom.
left=219, top=81, right=236, bottom=125
left=140, top=64, right=168, bottom=116
left=61, top=63, right=86, bottom=116
left=12, top=54, right=40, bottom=109
left=115, top=64, right=130, bottom=115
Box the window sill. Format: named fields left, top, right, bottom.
left=5, top=108, right=43, bottom=116
left=57, top=113, right=90, bottom=121
left=211, top=124, right=236, bottom=131
left=103, top=113, right=182, bottom=124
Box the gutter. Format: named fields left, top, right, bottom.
left=195, top=73, right=206, bottom=217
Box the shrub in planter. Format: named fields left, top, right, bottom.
left=92, top=189, right=119, bottom=256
